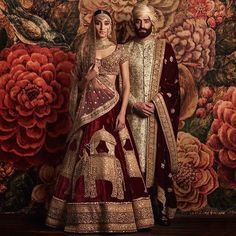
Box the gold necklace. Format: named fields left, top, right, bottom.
left=96, top=39, right=114, bottom=50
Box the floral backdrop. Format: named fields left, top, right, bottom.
left=0, top=0, right=235, bottom=216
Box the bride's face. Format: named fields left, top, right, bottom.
left=94, top=15, right=111, bottom=39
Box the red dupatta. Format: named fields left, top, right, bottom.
left=69, top=12, right=119, bottom=131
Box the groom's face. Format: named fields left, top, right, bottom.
left=134, top=16, right=152, bottom=38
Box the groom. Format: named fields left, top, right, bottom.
left=125, top=2, right=180, bottom=226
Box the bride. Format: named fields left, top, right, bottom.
left=46, top=9, right=154, bottom=234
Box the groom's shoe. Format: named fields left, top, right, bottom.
left=155, top=213, right=171, bottom=226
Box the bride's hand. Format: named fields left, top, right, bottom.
left=85, top=64, right=99, bottom=81
left=115, top=113, right=126, bottom=131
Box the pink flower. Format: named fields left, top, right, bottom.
left=196, top=108, right=207, bottom=118
left=188, top=0, right=215, bottom=18
left=207, top=17, right=216, bottom=28
left=207, top=86, right=236, bottom=189
left=198, top=97, right=208, bottom=106
left=206, top=2, right=226, bottom=28
left=206, top=103, right=214, bottom=112
left=216, top=16, right=223, bottom=24
left=202, top=86, right=214, bottom=98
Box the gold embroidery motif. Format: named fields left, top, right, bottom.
left=73, top=128, right=125, bottom=200
left=125, top=40, right=156, bottom=173
left=47, top=197, right=154, bottom=233
left=124, top=151, right=142, bottom=178
left=97, top=45, right=128, bottom=76
left=146, top=115, right=158, bottom=187
left=146, top=39, right=166, bottom=187
left=119, top=128, right=143, bottom=178
left=90, top=126, right=116, bottom=155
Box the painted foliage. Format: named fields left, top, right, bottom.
left=0, top=0, right=235, bottom=215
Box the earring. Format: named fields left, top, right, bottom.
left=108, top=27, right=112, bottom=38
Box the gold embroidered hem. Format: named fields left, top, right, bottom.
left=46, top=197, right=66, bottom=228
left=132, top=197, right=155, bottom=228
left=46, top=197, right=154, bottom=234
left=47, top=103, right=155, bottom=234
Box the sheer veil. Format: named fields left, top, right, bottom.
left=69, top=10, right=119, bottom=131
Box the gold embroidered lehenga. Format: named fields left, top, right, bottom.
left=46, top=11, right=154, bottom=234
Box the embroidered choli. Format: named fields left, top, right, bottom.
left=96, top=44, right=128, bottom=76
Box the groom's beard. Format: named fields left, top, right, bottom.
left=135, top=26, right=152, bottom=38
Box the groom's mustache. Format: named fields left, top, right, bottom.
left=138, top=28, right=148, bottom=31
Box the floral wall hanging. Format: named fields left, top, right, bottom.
left=0, top=0, right=235, bottom=216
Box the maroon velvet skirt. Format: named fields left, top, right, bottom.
left=46, top=102, right=154, bottom=233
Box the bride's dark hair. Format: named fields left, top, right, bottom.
left=94, top=9, right=112, bottom=19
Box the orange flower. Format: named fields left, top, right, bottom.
left=0, top=43, right=74, bottom=167
left=174, top=132, right=219, bottom=211
left=207, top=86, right=236, bottom=189
left=31, top=184, right=47, bottom=203
left=39, top=164, right=55, bottom=184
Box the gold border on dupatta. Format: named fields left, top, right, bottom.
left=78, top=92, right=119, bottom=128
left=152, top=93, right=178, bottom=173
left=146, top=39, right=166, bottom=188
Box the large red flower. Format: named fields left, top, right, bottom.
left=207, top=86, right=236, bottom=189
left=0, top=43, right=75, bottom=168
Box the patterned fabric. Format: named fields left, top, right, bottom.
left=96, top=44, right=129, bottom=76
left=46, top=10, right=154, bottom=233
left=125, top=37, right=180, bottom=219
left=124, top=38, right=156, bottom=173
left=46, top=103, right=154, bottom=233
